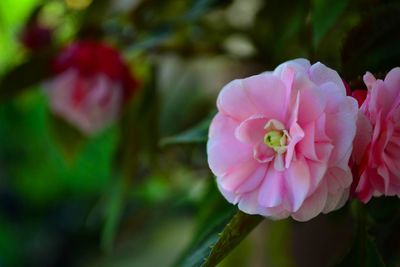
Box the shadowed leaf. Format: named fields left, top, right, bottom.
left=342, top=4, right=400, bottom=79
left=160, top=117, right=211, bottom=146
left=312, top=0, right=349, bottom=48
left=175, top=207, right=263, bottom=267
left=47, top=113, right=86, bottom=162
left=335, top=235, right=386, bottom=267
left=202, top=211, right=263, bottom=267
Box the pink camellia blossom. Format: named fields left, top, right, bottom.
left=352, top=68, right=400, bottom=202
left=44, top=41, right=138, bottom=135
left=207, top=59, right=358, bottom=221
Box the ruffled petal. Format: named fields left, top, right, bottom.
left=219, top=160, right=260, bottom=192
left=355, top=172, right=374, bottom=203
left=235, top=115, right=267, bottom=145
left=309, top=62, right=346, bottom=95
left=273, top=58, right=311, bottom=77
left=292, top=179, right=328, bottom=222
left=208, top=113, right=253, bottom=176
left=217, top=79, right=258, bottom=121
left=258, top=165, right=284, bottom=208
left=235, top=165, right=267, bottom=194
left=296, top=78, right=326, bottom=125
left=242, top=73, right=288, bottom=121
left=323, top=187, right=349, bottom=214
left=285, top=155, right=311, bottom=212
left=325, top=101, right=358, bottom=165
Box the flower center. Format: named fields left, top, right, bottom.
left=264, top=130, right=285, bottom=148
left=263, top=119, right=289, bottom=154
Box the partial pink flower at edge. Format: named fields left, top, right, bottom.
left=352, top=68, right=400, bottom=202
left=207, top=59, right=358, bottom=221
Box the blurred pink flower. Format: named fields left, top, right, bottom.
left=207, top=59, right=358, bottom=221
left=352, top=68, right=400, bottom=202
left=44, top=41, right=138, bottom=135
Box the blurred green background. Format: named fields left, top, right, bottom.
left=1, top=0, right=400, bottom=266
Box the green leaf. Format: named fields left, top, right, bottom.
left=100, top=178, right=125, bottom=253
left=0, top=0, right=38, bottom=73
left=341, top=4, right=400, bottom=79
left=312, top=0, right=349, bottom=48
left=252, top=0, right=311, bottom=65
left=335, top=202, right=386, bottom=267
left=175, top=209, right=263, bottom=267
left=76, top=0, right=113, bottom=38
left=366, top=197, right=400, bottom=224
left=160, top=116, right=211, bottom=146
left=335, top=235, right=386, bottom=267
left=47, top=113, right=86, bottom=162
left=202, top=211, right=263, bottom=267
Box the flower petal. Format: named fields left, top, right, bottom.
left=258, top=165, right=284, bottom=208
left=293, top=77, right=326, bottom=125
left=323, top=188, right=349, bottom=213
left=235, top=115, right=267, bottom=145
left=273, top=58, right=311, bottom=77
left=292, top=179, right=328, bottom=222
left=325, top=100, right=358, bottom=165
left=285, top=155, right=311, bottom=212
left=309, top=62, right=346, bottom=94
left=241, top=73, right=288, bottom=121
left=216, top=79, right=258, bottom=121
left=235, top=165, right=267, bottom=194
left=208, top=113, right=252, bottom=176
left=219, top=160, right=260, bottom=192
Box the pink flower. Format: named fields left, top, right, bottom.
left=207, top=59, right=358, bottom=221
left=352, top=68, right=400, bottom=202
left=44, top=41, right=138, bottom=135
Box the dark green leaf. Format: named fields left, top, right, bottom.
left=335, top=235, right=386, bottom=267
left=366, top=197, right=400, bottom=224
left=47, top=113, right=86, bottom=162
left=312, top=0, right=349, bottom=48
left=336, top=202, right=386, bottom=267
left=76, top=0, right=113, bottom=38
left=100, top=178, right=125, bottom=253
left=202, top=211, right=263, bottom=267
left=342, top=4, right=400, bottom=79
left=175, top=208, right=263, bottom=267
left=160, top=116, right=211, bottom=146
left=252, top=0, right=311, bottom=66
left=116, top=64, right=158, bottom=175
left=173, top=181, right=235, bottom=267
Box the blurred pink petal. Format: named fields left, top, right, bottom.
left=44, top=41, right=139, bottom=135
left=45, top=70, right=122, bottom=135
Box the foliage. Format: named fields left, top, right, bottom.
left=0, top=0, right=399, bottom=267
